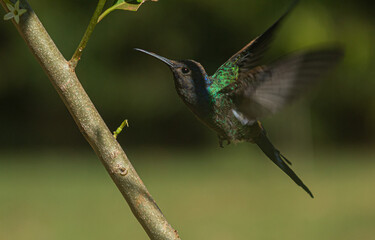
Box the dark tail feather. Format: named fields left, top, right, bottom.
left=254, top=133, right=314, bottom=198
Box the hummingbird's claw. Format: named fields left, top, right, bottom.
left=218, top=135, right=224, bottom=148
left=219, top=139, right=224, bottom=148
left=218, top=135, right=231, bottom=148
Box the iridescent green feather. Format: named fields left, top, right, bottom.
left=204, top=59, right=244, bottom=139
left=208, top=61, right=239, bottom=95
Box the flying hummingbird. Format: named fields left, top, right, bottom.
left=135, top=2, right=343, bottom=198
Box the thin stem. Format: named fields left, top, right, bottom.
left=0, top=1, right=181, bottom=239
left=113, top=119, right=129, bottom=139
left=69, top=0, right=107, bottom=69
left=97, top=3, right=117, bottom=23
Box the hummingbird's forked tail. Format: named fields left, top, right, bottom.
left=254, top=132, right=314, bottom=198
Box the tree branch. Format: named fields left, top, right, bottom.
left=0, top=1, right=181, bottom=239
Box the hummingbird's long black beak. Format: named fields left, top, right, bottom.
left=135, top=48, right=176, bottom=68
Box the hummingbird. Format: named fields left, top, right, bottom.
left=135, top=2, right=343, bottom=198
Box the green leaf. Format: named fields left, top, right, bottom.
left=98, top=0, right=157, bottom=22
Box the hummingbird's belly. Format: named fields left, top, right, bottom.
left=183, top=94, right=261, bottom=142
left=211, top=98, right=258, bottom=142
left=214, top=111, right=250, bottom=141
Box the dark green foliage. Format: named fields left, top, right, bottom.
left=0, top=0, right=374, bottom=149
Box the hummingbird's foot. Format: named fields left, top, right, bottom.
left=218, top=135, right=230, bottom=148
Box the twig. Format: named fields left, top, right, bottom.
left=69, top=0, right=106, bottom=69
left=0, top=1, right=181, bottom=239
left=113, top=119, right=129, bottom=139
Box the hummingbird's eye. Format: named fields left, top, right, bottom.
left=181, top=67, right=190, bottom=74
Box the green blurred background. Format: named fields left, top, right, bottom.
left=1, top=0, right=375, bottom=239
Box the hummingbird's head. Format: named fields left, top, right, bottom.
left=135, top=48, right=210, bottom=104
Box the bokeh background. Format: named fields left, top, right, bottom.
left=1, top=0, right=375, bottom=239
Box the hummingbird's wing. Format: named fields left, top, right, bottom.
left=220, top=47, right=343, bottom=120
left=219, top=0, right=298, bottom=75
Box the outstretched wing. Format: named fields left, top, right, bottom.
left=214, top=0, right=299, bottom=80
left=221, top=47, right=344, bottom=120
